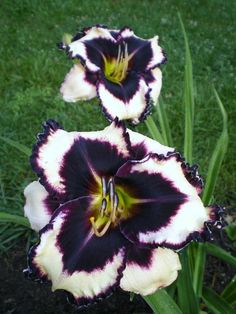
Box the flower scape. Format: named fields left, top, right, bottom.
left=24, top=25, right=225, bottom=308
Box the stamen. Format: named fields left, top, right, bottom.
left=104, top=178, right=114, bottom=216
left=100, top=198, right=107, bottom=217
left=108, top=178, right=115, bottom=202
left=101, top=177, right=107, bottom=198
left=121, top=44, right=128, bottom=79
left=103, top=43, right=131, bottom=84
left=111, top=193, right=119, bottom=223
left=116, top=45, right=121, bottom=66
left=91, top=176, right=123, bottom=237
left=114, top=192, right=119, bottom=209
left=90, top=217, right=111, bottom=237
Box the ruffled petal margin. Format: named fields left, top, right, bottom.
left=118, top=28, right=166, bottom=72
left=31, top=119, right=132, bottom=202
left=27, top=197, right=128, bottom=307
left=66, top=26, right=116, bottom=72
left=24, top=181, right=59, bottom=232
left=143, top=68, right=162, bottom=104
left=97, top=74, right=151, bottom=125
left=116, top=153, right=220, bottom=249
left=60, top=63, right=97, bottom=102
left=127, top=128, right=174, bottom=160
left=120, top=247, right=181, bottom=295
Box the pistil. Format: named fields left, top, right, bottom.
left=90, top=177, right=121, bottom=236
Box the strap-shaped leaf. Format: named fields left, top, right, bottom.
left=156, top=98, right=173, bottom=146
left=178, top=12, right=194, bottom=164
left=205, top=243, right=236, bottom=267
left=221, top=275, right=236, bottom=305
left=144, top=289, right=183, bottom=314
left=177, top=251, right=199, bottom=314
left=202, top=287, right=236, bottom=314
left=0, top=136, right=31, bottom=156
left=0, top=212, right=30, bottom=228
left=145, top=116, right=164, bottom=144
left=202, top=88, right=228, bottom=204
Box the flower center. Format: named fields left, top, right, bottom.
left=103, top=44, right=130, bottom=84
left=90, top=177, right=128, bottom=237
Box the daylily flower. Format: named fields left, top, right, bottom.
left=24, top=119, right=224, bottom=307
left=59, top=25, right=166, bottom=124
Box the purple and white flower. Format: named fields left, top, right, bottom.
left=24, top=119, right=224, bottom=307
left=59, top=25, right=165, bottom=124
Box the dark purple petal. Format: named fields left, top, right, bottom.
left=115, top=154, right=215, bottom=249
left=127, top=129, right=174, bottom=160
left=67, top=27, right=116, bottom=72
left=126, top=37, right=153, bottom=72
left=60, top=134, right=131, bottom=201
left=84, top=38, right=118, bottom=68
left=118, top=29, right=166, bottom=72
left=97, top=73, right=151, bottom=124
left=27, top=197, right=129, bottom=307
left=31, top=119, right=132, bottom=202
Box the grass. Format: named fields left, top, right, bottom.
left=0, top=0, right=235, bottom=278
left=0, top=0, right=235, bottom=312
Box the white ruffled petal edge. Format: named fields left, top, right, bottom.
left=127, top=128, right=174, bottom=156
left=97, top=77, right=149, bottom=124
left=148, top=68, right=162, bottom=104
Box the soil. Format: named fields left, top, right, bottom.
left=0, top=241, right=151, bottom=314
left=0, top=232, right=235, bottom=314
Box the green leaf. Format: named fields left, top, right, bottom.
left=145, top=116, right=164, bottom=143
left=192, top=243, right=206, bottom=297
left=178, top=12, right=194, bottom=164
left=129, top=292, right=135, bottom=302
left=143, top=289, right=182, bottom=314
left=0, top=136, right=31, bottom=156
left=0, top=212, right=30, bottom=228
left=1, top=230, right=26, bottom=245
left=156, top=99, right=173, bottom=146
left=221, top=275, right=236, bottom=305
left=205, top=243, right=236, bottom=267
left=177, top=250, right=199, bottom=314
left=202, top=287, right=236, bottom=314
left=225, top=224, right=236, bottom=241
left=202, top=88, right=228, bottom=204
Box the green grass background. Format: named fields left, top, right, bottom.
left=0, top=0, right=235, bottom=219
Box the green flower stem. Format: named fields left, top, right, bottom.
left=145, top=116, right=164, bottom=144
left=0, top=212, right=30, bottom=228
left=143, top=289, right=183, bottom=314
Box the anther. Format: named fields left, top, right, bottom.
left=114, top=192, right=119, bottom=210
left=101, top=177, right=107, bottom=198
left=100, top=198, right=107, bottom=217
left=122, top=43, right=128, bottom=79
left=111, top=192, right=119, bottom=223
left=106, top=178, right=114, bottom=216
